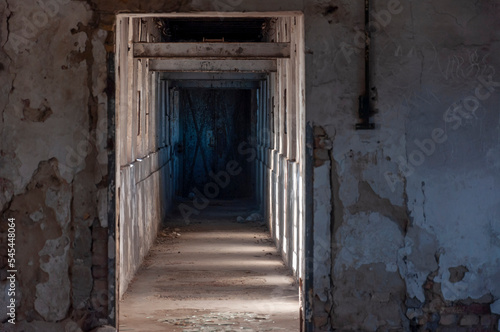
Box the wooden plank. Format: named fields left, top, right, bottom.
left=119, top=12, right=303, bottom=19
left=134, top=42, right=290, bottom=59
left=160, top=72, right=267, bottom=81
left=169, top=80, right=261, bottom=89
left=150, top=59, right=277, bottom=73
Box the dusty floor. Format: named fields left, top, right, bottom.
left=119, top=201, right=300, bottom=332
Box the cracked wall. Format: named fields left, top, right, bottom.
left=1, top=0, right=499, bottom=331
left=1, top=0, right=110, bottom=330
left=307, top=0, right=500, bottom=330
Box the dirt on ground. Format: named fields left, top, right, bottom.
left=119, top=202, right=300, bottom=332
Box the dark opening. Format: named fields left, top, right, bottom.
left=159, top=18, right=271, bottom=42
left=176, top=88, right=255, bottom=199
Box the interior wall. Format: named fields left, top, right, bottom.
left=255, top=15, right=306, bottom=281
left=305, top=1, right=500, bottom=330
left=115, top=17, right=171, bottom=299
left=0, top=1, right=112, bottom=330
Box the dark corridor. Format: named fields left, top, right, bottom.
left=178, top=89, right=254, bottom=199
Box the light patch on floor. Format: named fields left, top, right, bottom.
left=119, top=203, right=299, bottom=332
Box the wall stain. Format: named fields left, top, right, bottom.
left=22, top=99, right=53, bottom=123
left=348, top=181, right=409, bottom=233
left=1, top=158, right=67, bottom=321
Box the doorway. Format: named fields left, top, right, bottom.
left=114, top=12, right=308, bottom=331
left=177, top=88, right=253, bottom=199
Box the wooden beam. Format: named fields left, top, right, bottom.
left=160, top=72, right=268, bottom=81
left=169, top=80, right=261, bottom=89
left=134, top=42, right=290, bottom=59
left=150, top=59, right=277, bottom=73
left=119, top=12, right=303, bottom=19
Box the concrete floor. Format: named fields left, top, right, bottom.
left=119, top=201, right=300, bottom=332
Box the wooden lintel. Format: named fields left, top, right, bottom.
left=169, top=80, right=261, bottom=89
left=134, top=42, right=290, bottom=59
left=150, top=59, right=277, bottom=73
left=160, top=72, right=268, bottom=81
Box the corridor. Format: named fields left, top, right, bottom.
left=119, top=201, right=299, bottom=332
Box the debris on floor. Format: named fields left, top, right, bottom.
left=157, top=228, right=182, bottom=241
left=246, top=213, right=263, bottom=222
left=236, top=212, right=264, bottom=223
left=156, top=227, right=181, bottom=243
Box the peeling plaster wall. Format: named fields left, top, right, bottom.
left=1, top=0, right=500, bottom=331
left=393, top=0, right=500, bottom=303
left=1, top=0, right=111, bottom=330
left=305, top=0, right=500, bottom=330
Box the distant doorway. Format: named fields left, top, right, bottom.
left=177, top=88, right=253, bottom=199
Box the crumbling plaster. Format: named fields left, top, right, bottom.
left=1, top=0, right=109, bottom=330
left=306, top=0, right=500, bottom=329
left=1, top=0, right=95, bottom=189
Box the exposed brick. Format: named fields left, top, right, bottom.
left=440, top=314, right=457, bottom=325
left=460, top=314, right=480, bottom=326
left=90, top=326, right=116, bottom=332
left=92, top=252, right=108, bottom=267
left=313, top=313, right=328, bottom=328
left=406, top=308, right=423, bottom=320
left=442, top=304, right=491, bottom=315
left=92, top=266, right=108, bottom=279
left=481, top=315, right=493, bottom=326
left=432, top=282, right=442, bottom=294
left=93, top=279, right=108, bottom=293
left=441, top=306, right=462, bottom=314
left=92, top=240, right=108, bottom=257
left=429, top=298, right=445, bottom=312
left=313, top=126, right=326, bottom=137
left=439, top=327, right=468, bottom=332
left=463, top=294, right=494, bottom=304
left=424, top=280, right=434, bottom=290
left=466, top=304, right=491, bottom=315
left=417, top=314, right=428, bottom=326
left=406, top=297, right=423, bottom=308
left=92, top=226, right=108, bottom=241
